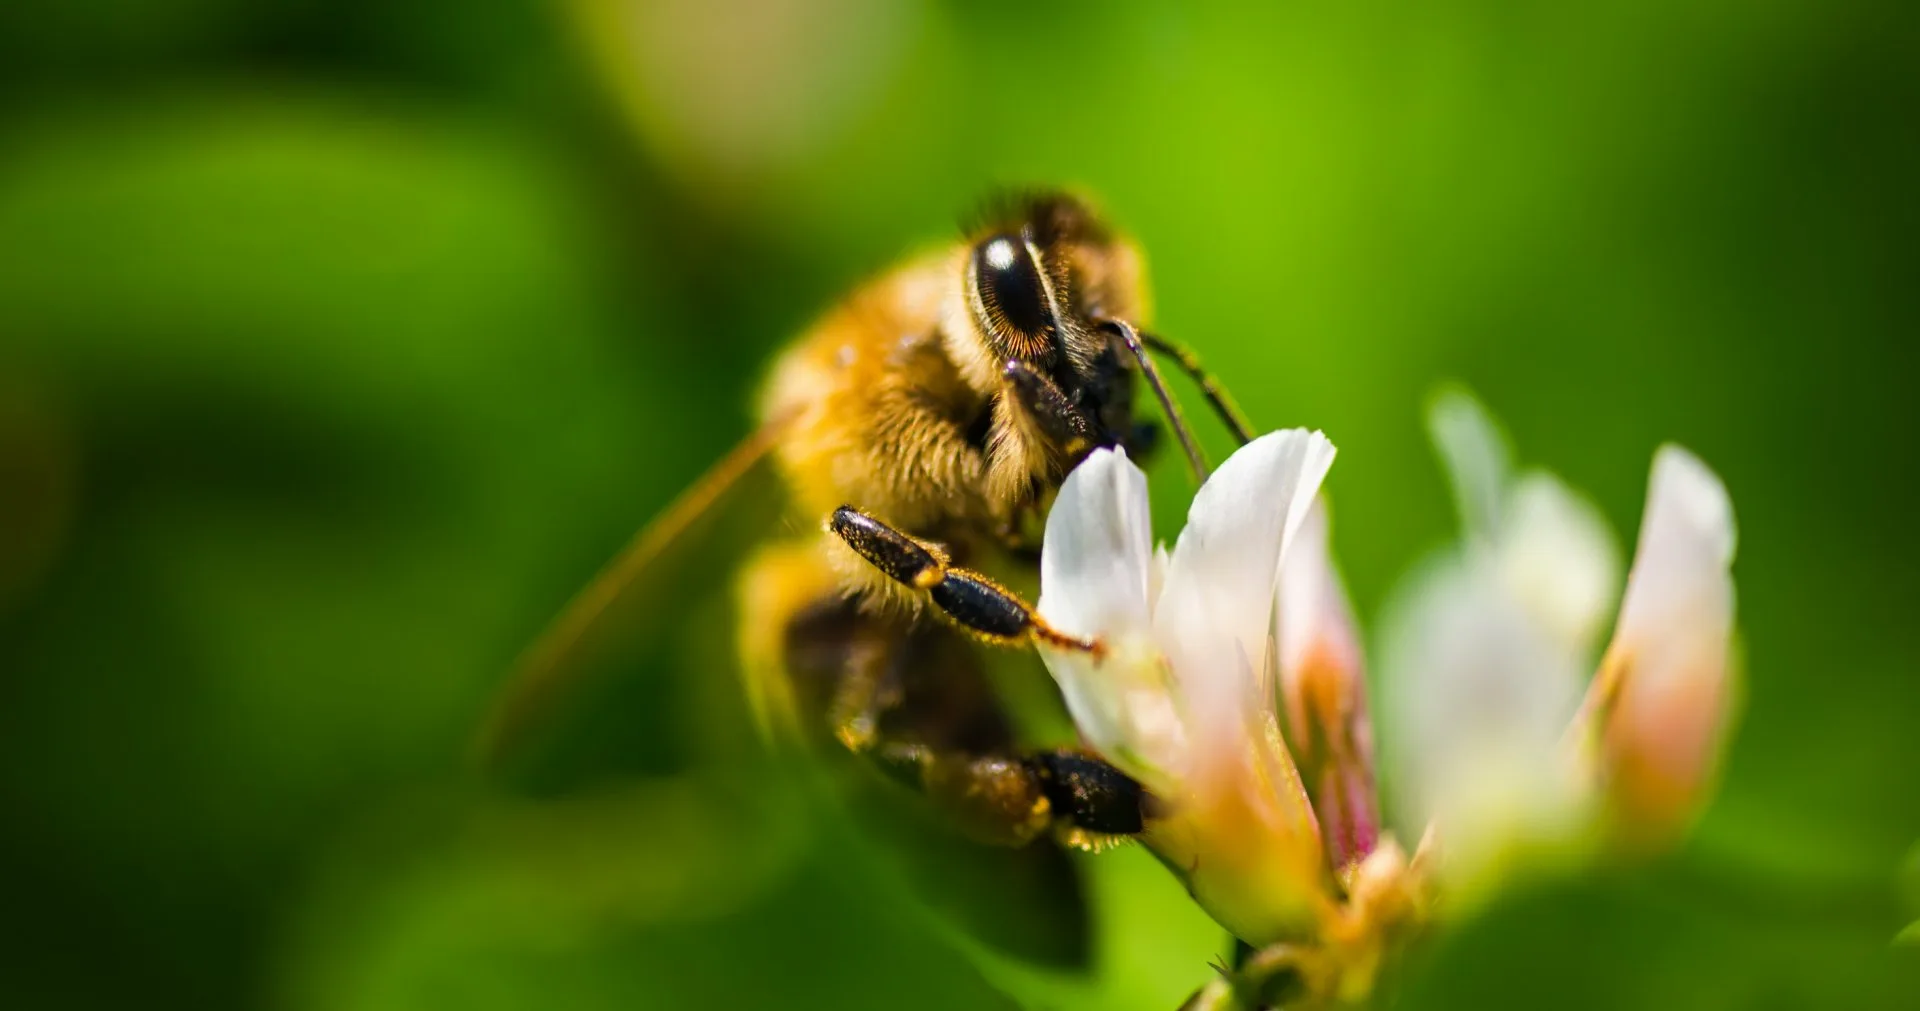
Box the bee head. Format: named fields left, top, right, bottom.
left=962, top=191, right=1140, bottom=373
left=957, top=191, right=1224, bottom=485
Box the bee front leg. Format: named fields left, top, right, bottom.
left=1002, top=359, right=1102, bottom=460
left=1004, top=357, right=1160, bottom=469
left=827, top=505, right=1100, bottom=656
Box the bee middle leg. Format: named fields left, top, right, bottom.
left=827, top=505, right=1099, bottom=655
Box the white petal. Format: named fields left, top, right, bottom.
left=1496, top=471, right=1622, bottom=653
left=1034, top=449, right=1185, bottom=783
left=1599, top=445, right=1738, bottom=838
left=1089, top=432, right=1341, bottom=943
left=1428, top=387, right=1513, bottom=541
left=1429, top=387, right=1620, bottom=652
left=1153, top=428, right=1337, bottom=724
left=1148, top=542, right=1171, bottom=609
left=1037, top=448, right=1154, bottom=640
left=1275, top=498, right=1359, bottom=688
left=1147, top=429, right=1335, bottom=914
left=1396, top=387, right=1603, bottom=872
left=1036, top=636, right=1186, bottom=789
left=1377, top=550, right=1590, bottom=867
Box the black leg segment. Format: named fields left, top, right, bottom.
left=1026, top=750, right=1147, bottom=836
left=1003, top=359, right=1098, bottom=459
left=876, top=743, right=1150, bottom=847
left=829, top=505, right=947, bottom=590
left=929, top=569, right=1033, bottom=642
left=828, top=505, right=1101, bottom=655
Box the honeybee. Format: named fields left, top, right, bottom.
left=478, top=191, right=1252, bottom=965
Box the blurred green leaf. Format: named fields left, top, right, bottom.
left=1, top=1, right=1917, bottom=1009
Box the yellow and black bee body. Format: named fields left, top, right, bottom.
left=483, top=190, right=1251, bottom=965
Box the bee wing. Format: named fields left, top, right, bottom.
left=474, top=411, right=797, bottom=772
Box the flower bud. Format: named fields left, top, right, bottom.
left=1274, top=500, right=1381, bottom=871
left=1590, top=446, right=1738, bottom=846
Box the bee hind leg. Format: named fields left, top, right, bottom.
left=1025, top=749, right=1147, bottom=840
left=827, top=505, right=1099, bottom=656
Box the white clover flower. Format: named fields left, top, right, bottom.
left=1029, top=392, right=1739, bottom=993
left=1381, top=391, right=1739, bottom=893
left=1036, top=429, right=1341, bottom=945
left=1586, top=438, right=1740, bottom=845
left=1377, top=391, right=1623, bottom=894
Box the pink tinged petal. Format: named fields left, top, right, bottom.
left=1144, top=690, right=1330, bottom=944
left=1275, top=499, right=1380, bottom=870
left=1145, top=733, right=1329, bottom=946
left=1595, top=445, right=1738, bottom=845
left=1147, top=429, right=1338, bottom=942
left=1035, top=449, right=1184, bottom=784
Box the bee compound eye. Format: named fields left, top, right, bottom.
left=971, top=232, right=1055, bottom=351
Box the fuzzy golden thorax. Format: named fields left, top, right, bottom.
left=761, top=191, right=1151, bottom=614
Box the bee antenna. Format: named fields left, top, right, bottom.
left=1101, top=319, right=1210, bottom=483
left=1135, top=329, right=1255, bottom=446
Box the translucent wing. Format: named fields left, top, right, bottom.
left=474, top=411, right=796, bottom=772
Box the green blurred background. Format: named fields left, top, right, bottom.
left=2, top=1, right=1916, bottom=1008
